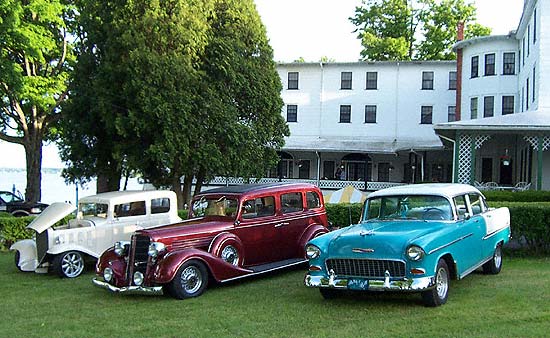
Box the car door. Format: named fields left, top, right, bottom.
left=277, top=191, right=308, bottom=260
left=451, top=194, right=485, bottom=274
left=99, top=201, right=146, bottom=253
left=233, top=195, right=281, bottom=265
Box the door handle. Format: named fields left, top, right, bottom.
left=274, top=222, right=289, bottom=228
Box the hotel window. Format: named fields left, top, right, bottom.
left=484, top=53, right=495, bottom=76
left=420, top=106, right=433, bottom=124
left=503, top=52, right=515, bottom=75
left=286, top=105, right=297, bottom=122
left=502, top=96, right=514, bottom=115
left=339, top=105, right=351, bottom=123
left=364, top=105, right=377, bottom=123
left=470, top=97, right=478, bottom=119
left=448, top=71, right=457, bottom=90
left=527, top=25, right=530, bottom=56
left=448, top=106, right=456, bottom=122
left=484, top=96, right=494, bottom=118
left=526, top=78, right=530, bottom=110
left=341, top=72, right=352, bottom=90
left=534, top=9, right=537, bottom=43
left=533, top=66, right=536, bottom=102
left=522, top=38, right=525, bottom=65
left=365, top=72, right=378, bottom=90
left=471, top=56, right=479, bottom=78
left=422, top=71, right=434, bottom=90
left=287, top=72, right=298, bottom=90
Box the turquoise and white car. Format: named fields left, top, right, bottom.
left=304, top=183, right=510, bottom=306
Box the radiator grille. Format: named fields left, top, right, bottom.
left=36, top=231, right=48, bottom=264
left=127, top=234, right=150, bottom=282
left=326, top=259, right=406, bottom=278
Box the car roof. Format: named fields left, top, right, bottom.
left=79, top=190, right=176, bottom=204
left=367, top=183, right=482, bottom=200
left=195, top=182, right=319, bottom=196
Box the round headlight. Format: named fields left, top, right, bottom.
left=103, top=267, right=113, bottom=282
left=148, top=242, right=166, bottom=258
left=406, top=245, right=425, bottom=261
left=133, top=271, right=144, bottom=286
left=305, top=244, right=321, bottom=259
left=114, top=241, right=129, bottom=256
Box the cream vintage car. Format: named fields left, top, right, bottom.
left=10, top=190, right=181, bottom=278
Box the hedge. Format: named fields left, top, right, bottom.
left=482, top=190, right=550, bottom=202
left=2, top=204, right=549, bottom=255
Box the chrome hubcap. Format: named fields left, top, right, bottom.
left=61, top=252, right=84, bottom=278
left=181, top=266, right=202, bottom=294
left=221, top=245, right=239, bottom=266
left=494, top=248, right=502, bottom=268
left=435, top=267, right=449, bottom=299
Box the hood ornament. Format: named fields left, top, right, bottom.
left=360, top=229, right=375, bottom=236
left=352, top=248, right=375, bottom=253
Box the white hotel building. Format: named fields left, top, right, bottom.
left=269, top=0, right=550, bottom=191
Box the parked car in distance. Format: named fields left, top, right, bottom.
left=93, top=183, right=329, bottom=299
left=10, top=190, right=181, bottom=278
left=0, top=191, right=48, bottom=217
left=304, top=183, right=511, bottom=307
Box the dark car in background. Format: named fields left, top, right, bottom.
left=0, top=191, right=48, bottom=217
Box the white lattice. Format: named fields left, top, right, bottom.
left=475, top=135, right=491, bottom=149
left=457, top=134, right=473, bottom=184
left=523, top=136, right=550, bottom=151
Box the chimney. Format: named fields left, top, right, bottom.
left=455, top=22, right=464, bottom=121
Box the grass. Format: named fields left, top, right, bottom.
left=1, top=252, right=549, bottom=338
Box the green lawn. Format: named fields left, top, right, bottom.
left=1, top=252, right=549, bottom=337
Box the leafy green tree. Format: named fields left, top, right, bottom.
left=351, top=0, right=491, bottom=61
left=0, top=0, right=75, bottom=202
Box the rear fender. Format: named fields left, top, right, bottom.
left=10, top=239, right=38, bottom=271
left=154, top=248, right=251, bottom=284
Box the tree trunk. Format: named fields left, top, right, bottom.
left=180, top=174, right=193, bottom=209
left=194, top=167, right=206, bottom=196
left=96, top=168, right=122, bottom=193
left=171, top=174, right=185, bottom=209
left=23, top=138, right=43, bottom=203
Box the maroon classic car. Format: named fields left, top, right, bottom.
left=93, top=183, right=329, bottom=299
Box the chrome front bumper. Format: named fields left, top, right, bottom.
left=92, top=278, right=163, bottom=295
left=304, top=270, right=435, bottom=292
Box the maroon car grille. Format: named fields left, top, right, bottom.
left=127, top=234, right=151, bottom=283
left=326, top=259, right=406, bottom=279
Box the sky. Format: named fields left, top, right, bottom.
left=0, top=0, right=525, bottom=169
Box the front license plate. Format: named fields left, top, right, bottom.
left=347, top=278, right=369, bottom=290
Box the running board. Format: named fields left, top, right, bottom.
left=220, top=258, right=307, bottom=283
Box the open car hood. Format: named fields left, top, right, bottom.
left=27, top=202, right=76, bottom=234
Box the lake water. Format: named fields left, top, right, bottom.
left=0, top=168, right=143, bottom=204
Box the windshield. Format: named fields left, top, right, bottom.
left=79, top=202, right=108, bottom=218
left=191, top=196, right=239, bottom=219
left=363, top=195, right=452, bottom=221
left=0, top=191, right=23, bottom=203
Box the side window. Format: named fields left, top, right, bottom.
left=115, top=201, right=146, bottom=217
left=281, top=192, right=304, bottom=214
left=306, top=191, right=321, bottom=209
left=151, top=197, right=170, bottom=214
left=453, top=195, right=468, bottom=220
left=467, top=194, right=486, bottom=215
left=241, top=196, right=275, bottom=219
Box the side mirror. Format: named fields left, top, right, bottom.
left=234, top=220, right=241, bottom=226
left=463, top=212, right=471, bottom=220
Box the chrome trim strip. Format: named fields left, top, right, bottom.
left=459, top=255, right=493, bottom=279
left=219, top=259, right=306, bottom=283
left=482, top=227, right=508, bottom=240
left=428, top=233, right=473, bottom=255
left=92, top=278, right=163, bottom=295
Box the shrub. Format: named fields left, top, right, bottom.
left=483, top=190, right=550, bottom=202
left=0, top=217, right=35, bottom=250
left=325, top=203, right=362, bottom=228
left=178, top=209, right=189, bottom=220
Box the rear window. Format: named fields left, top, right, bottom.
left=151, top=197, right=170, bottom=214
left=306, top=191, right=321, bottom=209
left=281, top=192, right=303, bottom=214
left=115, top=201, right=146, bottom=217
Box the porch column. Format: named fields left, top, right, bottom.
left=456, top=133, right=473, bottom=184
left=537, top=136, right=543, bottom=191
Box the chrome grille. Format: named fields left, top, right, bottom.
left=127, top=234, right=150, bottom=282
left=36, top=231, right=48, bottom=264
left=326, top=259, right=406, bottom=278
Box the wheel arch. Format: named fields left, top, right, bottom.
left=208, top=232, right=245, bottom=265
left=438, top=253, right=457, bottom=280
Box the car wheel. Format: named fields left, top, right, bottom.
left=219, top=244, right=240, bottom=266
left=483, top=245, right=503, bottom=274
left=320, top=288, right=340, bottom=300
left=53, top=251, right=85, bottom=278
left=14, top=250, right=23, bottom=272
left=169, top=260, right=209, bottom=299
left=421, top=259, right=450, bottom=307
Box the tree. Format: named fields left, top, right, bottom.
left=0, top=0, right=75, bottom=202
left=350, top=0, right=491, bottom=61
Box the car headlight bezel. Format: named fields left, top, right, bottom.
left=406, top=245, right=425, bottom=261
left=148, top=242, right=166, bottom=258
left=305, top=244, right=321, bottom=259
left=133, top=271, right=144, bottom=286
left=103, top=267, right=113, bottom=282
left=114, top=241, right=130, bottom=256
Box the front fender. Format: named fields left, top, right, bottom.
left=47, top=243, right=98, bottom=259
left=208, top=232, right=245, bottom=264
left=154, top=248, right=252, bottom=284
left=10, top=239, right=38, bottom=271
